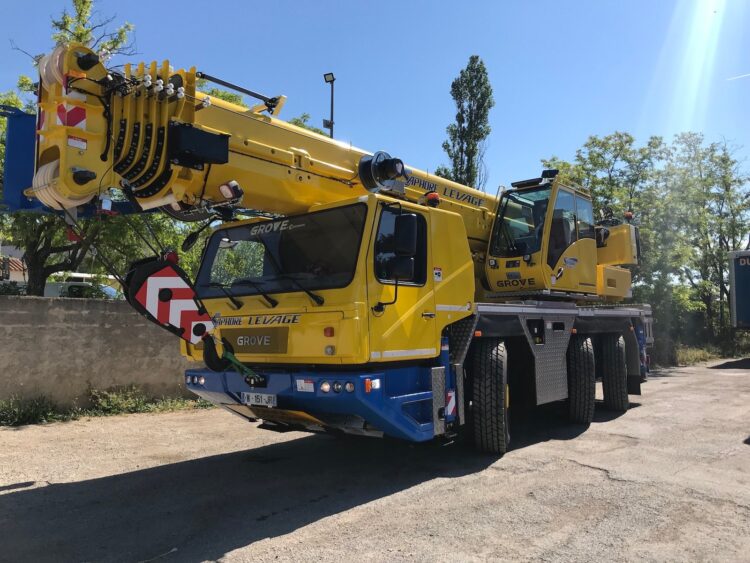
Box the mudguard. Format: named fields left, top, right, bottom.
left=126, top=256, right=214, bottom=344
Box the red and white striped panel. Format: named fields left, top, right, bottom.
left=133, top=266, right=214, bottom=344
left=56, top=103, right=86, bottom=130
left=445, top=390, right=456, bottom=417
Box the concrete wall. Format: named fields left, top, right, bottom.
left=0, top=296, right=195, bottom=407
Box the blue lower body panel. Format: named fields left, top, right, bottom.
left=185, top=365, right=454, bottom=443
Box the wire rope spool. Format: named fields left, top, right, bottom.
left=31, top=159, right=93, bottom=210
left=39, top=45, right=66, bottom=90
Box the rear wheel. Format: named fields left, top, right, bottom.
left=567, top=335, right=595, bottom=424
left=468, top=338, right=510, bottom=455
left=601, top=334, right=629, bottom=411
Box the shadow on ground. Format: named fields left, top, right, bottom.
left=711, top=358, right=750, bottom=370
left=644, top=368, right=680, bottom=379
left=0, top=433, right=500, bottom=562
left=0, top=398, right=622, bottom=563
left=507, top=399, right=633, bottom=450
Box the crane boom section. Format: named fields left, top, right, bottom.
left=31, top=45, right=494, bottom=248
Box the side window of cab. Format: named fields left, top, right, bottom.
left=547, top=189, right=578, bottom=269
left=575, top=195, right=595, bottom=239
left=374, top=207, right=428, bottom=285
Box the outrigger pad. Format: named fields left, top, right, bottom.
left=126, top=256, right=214, bottom=344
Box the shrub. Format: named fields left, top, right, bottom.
left=674, top=345, right=720, bottom=366
left=0, top=387, right=213, bottom=426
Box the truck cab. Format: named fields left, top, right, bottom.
left=181, top=193, right=475, bottom=441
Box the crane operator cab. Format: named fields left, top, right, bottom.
left=485, top=170, right=639, bottom=301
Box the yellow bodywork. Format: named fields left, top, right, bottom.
left=596, top=265, right=632, bottom=299
left=597, top=224, right=640, bottom=266
left=180, top=194, right=475, bottom=366
left=483, top=181, right=636, bottom=301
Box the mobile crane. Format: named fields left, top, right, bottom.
left=11, top=44, right=653, bottom=454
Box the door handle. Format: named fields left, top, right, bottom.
left=422, top=311, right=436, bottom=319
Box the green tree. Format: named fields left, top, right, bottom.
left=539, top=156, right=585, bottom=186
left=0, top=1, right=289, bottom=295
left=195, top=78, right=247, bottom=108
left=436, top=56, right=494, bottom=190
left=288, top=113, right=326, bottom=135
left=1, top=0, right=138, bottom=295
left=50, top=0, right=134, bottom=56
left=668, top=134, right=750, bottom=340
left=543, top=131, right=749, bottom=361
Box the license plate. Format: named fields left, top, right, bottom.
left=241, top=392, right=277, bottom=408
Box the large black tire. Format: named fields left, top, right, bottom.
left=468, top=338, right=510, bottom=455
left=567, top=335, right=595, bottom=424
left=600, top=334, right=629, bottom=412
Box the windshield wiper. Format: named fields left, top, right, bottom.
left=232, top=278, right=279, bottom=308
left=500, top=220, right=518, bottom=254
left=276, top=273, right=325, bottom=305
left=253, top=238, right=325, bottom=306
left=201, top=282, right=242, bottom=310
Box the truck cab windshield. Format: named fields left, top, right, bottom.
left=196, top=203, right=367, bottom=300
left=491, top=186, right=551, bottom=257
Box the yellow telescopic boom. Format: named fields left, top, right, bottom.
left=31, top=44, right=495, bottom=251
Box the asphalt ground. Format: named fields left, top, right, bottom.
left=1, top=359, right=749, bottom=562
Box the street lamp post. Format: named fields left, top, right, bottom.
left=323, top=72, right=335, bottom=138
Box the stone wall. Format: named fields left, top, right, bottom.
left=0, top=296, right=195, bottom=407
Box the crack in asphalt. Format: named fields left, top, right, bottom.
left=564, top=459, right=647, bottom=484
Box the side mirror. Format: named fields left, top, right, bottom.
left=182, top=229, right=202, bottom=252
left=394, top=213, right=418, bottom=257
left=182, top=219, right=215, bottom=252
left=385, top=256, right=415, bottom=281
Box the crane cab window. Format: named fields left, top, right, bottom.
left=547, top=189, right=578, bottom=268
left=374, top=207, right=427, bottom=285
left=490, top=186, right=551, bottom=257
left=576, top=195, right=595, bottom=240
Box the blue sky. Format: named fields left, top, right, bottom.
left=1, top=0, right=748, bottom=191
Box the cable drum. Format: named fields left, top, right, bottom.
left=31, top=159, right=93, bottom=210
left=39, top=45, right=66, bottom=90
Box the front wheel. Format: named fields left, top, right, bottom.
left=468, top=338, right=510, bottom=455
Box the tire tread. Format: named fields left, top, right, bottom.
left=567, top=335, right=595, bottom=424
left=470, top=339, right=509, bottom=455
left=601, top=334, right=629, bottom=411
